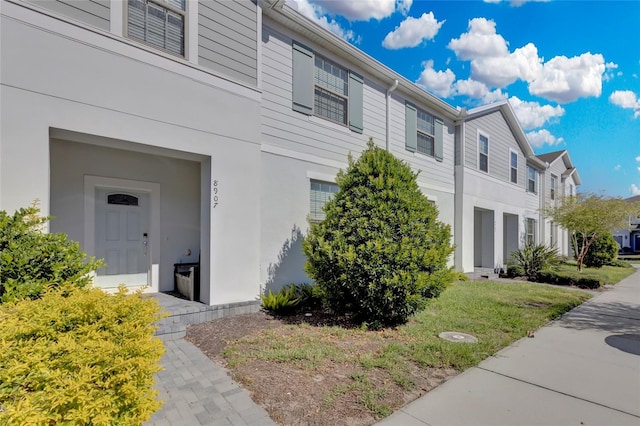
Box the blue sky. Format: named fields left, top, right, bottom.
left=288, top=0, right=640, bottom=198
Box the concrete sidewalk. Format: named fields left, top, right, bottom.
left=379, top=269, right=640, bottom=426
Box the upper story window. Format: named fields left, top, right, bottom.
left=405, top=102, right=444, bottom=162
left=310, top=180, right=339, bottom=222
left=127, top=0, right=185, bottom=56
left=550, top=175, right=557, bottom=200
left=417, top=109, right=436, bottom=157
left=314, top=56, right=348, bottom=126
left=510, top=150, right=518, bottom=184
left=527, top=166, right=537, bottom=193
left=292, top=42, right=363, bottom=133
left=478, top=134, right=489, bottom=172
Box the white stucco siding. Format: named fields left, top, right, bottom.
left=1, top=4, right=262, bottom=306
left=50, top=140, right=202, bottom=294
left=261, top=21, right=381, bottom=163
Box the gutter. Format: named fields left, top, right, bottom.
left=385, top=79, right=399, bottom=151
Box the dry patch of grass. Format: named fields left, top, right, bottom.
left=188, top=280, right=591, bottom=426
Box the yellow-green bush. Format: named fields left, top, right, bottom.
left=0, top=285, right=166, bottom=425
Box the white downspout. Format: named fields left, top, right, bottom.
left=385, top=79, right=399, bottom=151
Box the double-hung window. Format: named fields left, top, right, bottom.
left=405, top=103, right=444, bottom=162
left=314, top=56, right=349, bottom=126
left=416, top=109, right=436, bottom=157
left=127, top=0, right=186, bottom=56
left=310, top=180, right=339, bottom=222
left=527, top=166, right=537, bottom=193
left=525, top=218, right=537, bottom=245
left=510, top=150, right=518, bottom=184
left=550, top=175, right=557, bottom=200
left=292, top=42, right=363, bottom=133
left=478, top=134, right=489, bottom=172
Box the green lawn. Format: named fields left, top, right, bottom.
left=224, top=280, right=591, bottom=418
left=554, top=263, right=635, bottom=285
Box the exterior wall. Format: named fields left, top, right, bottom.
left=1, top=1, right=262, bottom=305
left=25, top=0, right=110, bottom=30
left=198, top=0, right=258, bottom=85
left=259, top=18, right=457, bottom=289
left=456, top=109, right=539, bottom=272
left=464, top=111, right=525, bottom=186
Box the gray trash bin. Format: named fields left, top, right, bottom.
left=174, top=262, right=200, bottom=301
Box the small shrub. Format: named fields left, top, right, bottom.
left=261, top=284, right=300, bottom=314
left=294, top=283, right=323, bottom=310
left=577, top=233, right=618, bottom=268
left=452, top=271, right=469, bottom=281
left=0, top=204, right=102, bottom=303
left=508, top=243, right=560, bottom=280
left=535, top=270, right=601, bottom=289
left=304, top=140, right=454, bottom=328
left=505, top=263, right=525, bottom=278
left=0, top=285, right=166, bottom=424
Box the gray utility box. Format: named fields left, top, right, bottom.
left=174, top=262, right=200, bottom=301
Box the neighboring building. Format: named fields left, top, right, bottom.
left=613, top=195, right=640, bottom=252
left=1, top=0, right=583, bottom=308
left=537, top=150, right=581, bottom=256
left=454, top=102, right=548, bottom=273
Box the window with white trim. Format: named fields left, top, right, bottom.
left=527, top=166, right=537, bottom=193
left=310, top=180, right=339, bottom=222
left=292, top=42, right=364, bottom=133
left=569, top=183, right=574, bottom=197
left=550, top=175, right=557, bottom=200
left=416, top=109, right=436, bottom=157
left=525, top=218, right=537, bottom=245
left=510, top=150, right=518, bottom=184
left=314, top=55, right=348, bottom=126
left=478, top=134, right=489, bottom=172
left=127, top=0, right=185, bottom=56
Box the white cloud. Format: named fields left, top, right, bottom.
left=415, top=60, right=456, bottom=97
left=609, top=90, right=640, bottom=119
left=307, top=0, right=408, bottom=21
left=526, top=129, right=564, bottom=148
left=636, top=156, right=640, bottom=162
left=448, top=19, right=607, bottom=103
left=614, top=164, right=622, bottom=171
left=448, top=18, right=508, bottom=60
left=631, top=184, right=640, bottom=196
left=509, top=96, right=565, bottom=130
left=529, top=53, right=606, bottom=103
left=291, top=0, right=357, bottom=41
left=603, top=62, right=619, bottom=82
left=453, top=78, right=507, bottom=103
left=382, top=12, right=444, bottom=49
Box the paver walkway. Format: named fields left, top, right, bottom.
left=378, top=268, right=640, bottom=426
left=147, top=338, right=275, bottom=426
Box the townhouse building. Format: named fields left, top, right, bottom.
left=0, top=0, right=581, bottom=308
left=537, top=150, right=581, bottom=257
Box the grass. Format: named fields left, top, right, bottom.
left=224, top=280, right=591, bottom=419
left=555, top=263, right=635, bottom=285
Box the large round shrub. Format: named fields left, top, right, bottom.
left=303, top=140, right=454, bottom=328
left=577, top=233, right=618, bottom=268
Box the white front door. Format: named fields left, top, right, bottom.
left=94, top=189, right=150, bottom=289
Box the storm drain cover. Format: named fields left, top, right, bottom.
left=439, top=331, right=478, bottom=343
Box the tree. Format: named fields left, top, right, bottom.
left=578, top=233, right=619, bottom=268
left=303, top=140, right=454, bottom=328
left=544, top=194, right=639, bottom=271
